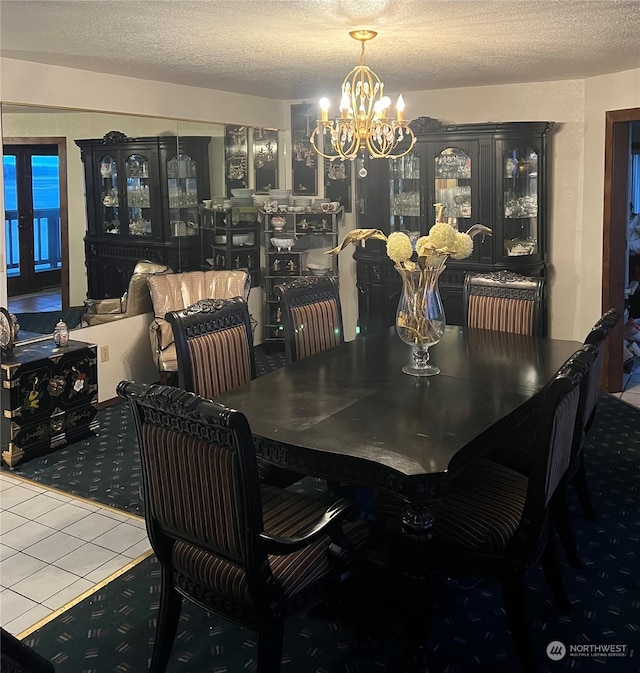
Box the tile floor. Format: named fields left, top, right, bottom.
left=0, top=472, right=151, bottom=638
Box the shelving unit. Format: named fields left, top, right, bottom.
left=260, top=208, right=341, bottom=346
left=198, top=206, right=260, bottom=286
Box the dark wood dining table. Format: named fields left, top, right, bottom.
left=218, top=325, right=582, bottom=670
left=220, top=325, right=581, bottom=520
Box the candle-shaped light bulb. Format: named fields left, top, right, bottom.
left=340, top=93, right=351, bottom=118
left=319, top=97, right=330, bottom=122
left=396, top=94, right=405, bottom=121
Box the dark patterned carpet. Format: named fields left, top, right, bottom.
left=14, top=309, right=85, bottom=334
left=5, top=376, right=639, bottom=672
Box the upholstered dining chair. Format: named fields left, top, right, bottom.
left=488, top=308, right=621, bottom=567
left=167, top=296, right=299, bottom=488
left=166, top=296, right=255, bottom=399
left=117, top=381, right=367, bottom=673
left=463, top=270, right=546, bottom=336
left=148, top=269, right=251, bottom=382
left=274, top=276, right=344, bottom=365
left=82, top=260, right=170, bottom=326
left=374, top=346, right=595, bottom=673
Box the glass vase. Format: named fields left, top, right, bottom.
left=395, top=263, right=446, bottom=376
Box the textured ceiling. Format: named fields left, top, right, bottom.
left=1, top=0, right=639, bottom=101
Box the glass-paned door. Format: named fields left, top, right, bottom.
left=3, top=143, right=61, bottom=294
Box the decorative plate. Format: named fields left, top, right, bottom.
left=0, top=307, right=16, bottom=353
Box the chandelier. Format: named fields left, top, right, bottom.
left=309, top=30, right=416, bottom=163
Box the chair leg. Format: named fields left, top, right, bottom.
left=572, top=458, right=596, bottom=522
left=257, top=619, right=284, bottom=673
left=540, top=532, right=570, bottom=613
left=501, top=570, right=537, bottom=673
left=149, top=567, right=182, bottom=673
left=552, top=488, right=582, bottom=568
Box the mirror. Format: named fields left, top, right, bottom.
left=1, top=104, right=284, bottom=330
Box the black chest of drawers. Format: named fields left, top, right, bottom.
left=1, top=338, right=99, bottom=468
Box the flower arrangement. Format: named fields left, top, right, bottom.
left=328, top=208, right=491, bottom=353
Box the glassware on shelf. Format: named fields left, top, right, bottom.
left=434, top=149, right=471, bottom=179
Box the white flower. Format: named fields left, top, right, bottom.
left=449, top=232, right=474, bottom=260
left=386, top=231, right=414, bottom=264
left=73, top=379, right=85, bottom=392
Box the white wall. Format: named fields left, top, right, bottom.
left=2, top=57, right=639, bottom=384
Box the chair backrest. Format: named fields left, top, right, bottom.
left=167, top=296, right=255, bottom=399
left=123, top=260, right=172, bottom=314
left=582, top=308, right=622, bottom=431
left=274, top=276, right=344, bottom=365
left=117, top=381, right=271, bottom=605
left=148, top=270, right=251, bottom=373
left=463, top=270, right=545, bottom=336
left=511, top=345, right=595, bottom=557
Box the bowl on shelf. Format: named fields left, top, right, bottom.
left=320, top=201, right=341, bottom=212
left=307, top=264, right=330, bottom=276
left=232, top=234, right=252, bottom=246
left=290, top=206, right=304, bottom=213
left=271, top=237, right=295, bottom=251
left=214, top=235, right=227, bottom=244
left=230, top=188, right=254, bottom=198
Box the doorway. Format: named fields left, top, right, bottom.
left=2, top=137, right=69, bottom=305
left=602, top=108, right=640, bottom=392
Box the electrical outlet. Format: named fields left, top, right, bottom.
left=100, top=345, right=110, bottom=362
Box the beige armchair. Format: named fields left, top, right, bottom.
left=147, top=269, right=251, bottom=378
left=82, top=260, right=171, bottom=326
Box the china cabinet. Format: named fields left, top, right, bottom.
left=355, top=119, right=554, bottom=334
left=1, top=339, right=98, bottom=468
left=198, top=206, right=261, bottom=286
left=76, top=133, right=211, bottom=299
left=260, top=208, right=341, bottom=346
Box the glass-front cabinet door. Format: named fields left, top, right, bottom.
left=125, top=153, right=152, bottom=236
left=432, top=146, right=472, bottom=227
left=388, top=150, right=422, bottom=233
left=166, top=152, right=199, bottom=239
left=500, top=142, right=541, bottom=261
left=98, top=154, right=120, bottom=235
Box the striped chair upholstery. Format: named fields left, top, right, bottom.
left=487, top=309, right=621, bottom=567
left=167, top=297, right=253, bottom=400
left=464, top=270, right=545, bottom=336
left=373, top=347, right=594, bottom=673
left=274, top=276, right=344, bottom=365
left=118, top=381, right=365, bottom=673
left=167, top=297, right=301, bottom=489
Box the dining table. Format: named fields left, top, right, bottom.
left=218, top=325, right=582, bottom=671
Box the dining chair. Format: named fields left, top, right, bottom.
left=488, top=308, right=621, bottom=567
left=463, top=270, right=546, bottom=336
left=166, top=296, right=299, bottom=488
left=148, top=269, right=251, bottom=382
left=274, top=276, right=344, bottom=365
left=374, top=346, right=595, bottom=673
left=117, top=380, right=368, bottom=673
